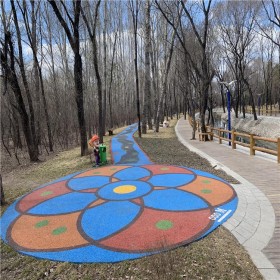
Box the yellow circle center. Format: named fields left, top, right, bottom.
left=113, top=185, right=137, bottom=194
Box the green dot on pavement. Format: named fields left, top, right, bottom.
left=156, top=220, right=173, bottom=230
left=202, top=180, right=211, bottom=184
left=40, top=191, right=53, bottom=196
left=52, top=226, right=67, bottom=235
left=35, top=220, right=49, bottom=228
left=201, top=189, right=212, bottom=194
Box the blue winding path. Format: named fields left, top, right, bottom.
left=111, top=124, right=152, bottom=165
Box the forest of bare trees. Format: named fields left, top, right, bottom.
left=1, top=0, right=280, bottom=165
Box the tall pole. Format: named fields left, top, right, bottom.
left=227, top=89, right=231, bottom=146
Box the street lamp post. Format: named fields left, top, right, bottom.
left=219, top=80, right=237, bottom=146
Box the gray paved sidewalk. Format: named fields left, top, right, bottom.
left=175, top=117, right=280, bottom=280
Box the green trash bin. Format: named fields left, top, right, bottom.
left=99, top=144, right=107, bottom=165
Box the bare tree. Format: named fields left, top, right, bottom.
left=259, top=0, right=280, bottom=106
left=108, top=30, right=118, bottom=131
left=102, top=0, right=108, bottom=137
left=129, top=0, right=141, bottom=137
left=48, top=0, right=88, bottom=155
left=2, top=0, right=280, bottom=169
left=19, top=0, right=54, bottom=152
left=216, top=1, right=259, bottom=120
left=260, top=37, right=275, bottom=111
left=0, top=0, right=39, bottom=161
left=156, top=0, right=214, bottom=135
left=260, top=0, right=280, bottom=47
left=142, top=0, right=152, bottom=133
left=154, top=24, right=176, bottom=132
left=81, top=0, right=104, bottom=143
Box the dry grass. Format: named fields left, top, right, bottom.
left=1, top=120, right=263, bottom=280
left=1, top=131, right=118, bottom=206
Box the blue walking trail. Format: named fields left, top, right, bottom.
left=111, top=124, right=152, bottom=165
left=0, top=123, right=238, bottom=263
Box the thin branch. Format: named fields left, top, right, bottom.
left=271, top=0, right=280, bottom=27
left=60, top=0, right=74, bottom=27
left=179, top=0, right=203, bottom=47
left=81, top=0, right=101, bottom=40
left=47, top=0, right=75, bottom=49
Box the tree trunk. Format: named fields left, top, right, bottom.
left=20, top=1, right=54, bottom=154
left=48, top=0, right=88, bottom=155
left=190, top=100, right=196, bottom=140
left=199, top=72, right=210, bottom=135
left=10, top=1, right=39, bottom=160
left=102, top=0, right=107, bottom=137
left=81, top=0, right=103, bottom=144
left=1, top=30, right=39, bottom=161
left=0, top=174, right=5, bottom=206
left=243, top=78, right=258, bottom=120
left=142, top=0, right=152, bottom=133
left=74, top=52, right=88, bottom=154
left=108, top=31, right=118, bottom=130
left=38, top=11, right=54, bottom=152
left=155, top=30, right=176, bottom=132
left=45, top=2, right=60, bottom=136
left=130, top=0, right=141, bottom=137
left=151, top=43, right=159, bottom=127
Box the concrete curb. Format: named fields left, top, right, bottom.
left=175, top=121, right=280, bottom=280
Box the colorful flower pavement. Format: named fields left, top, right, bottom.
left=0, top=124, right=238, bottom=263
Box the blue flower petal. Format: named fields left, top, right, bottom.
left=68, top=176, right=110, bottom=191
left=21, top=244, right=147, bottom=263
left=148, top=174, right=195, bottom=187
left=28, top=193, right=97, bottom=215
left=143, top=189, right=208, bottom=211
left=113, top=167, right=150, bottom=180
left=81, top=201, right=140, bottom=240
left=0, top=201, right=20, bottom=242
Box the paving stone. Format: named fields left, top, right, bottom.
left=223, top=222, right=235, bottom=231
left=238, top=222, right=258, bottom=234
left=245, top=248, right=275, bottom=269
left=231, top=230, right=247, bottom=244
left=259, top=269, right=280, bottom=280
left=235, top=225, right=255, bottom=240
left=242, top=217, right=260, bottom=228
left=227, top=217, right=242, bottom=227
left=176, top=118, right=279, bottom=279
left=243, top=237, right=267, bottom=250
